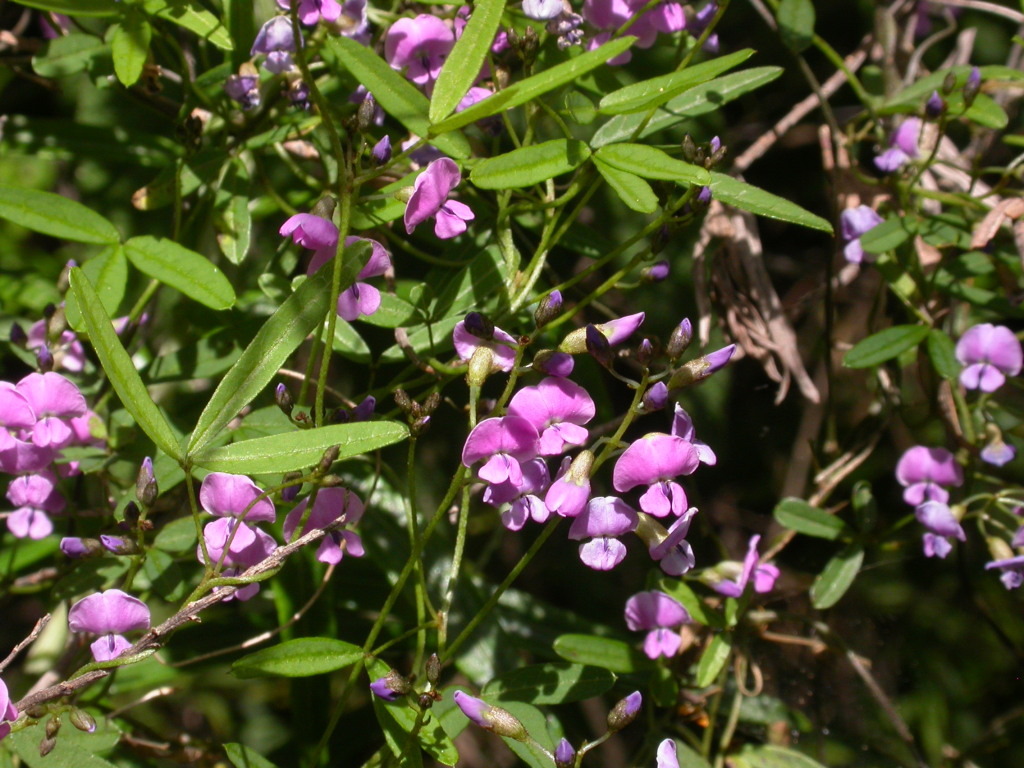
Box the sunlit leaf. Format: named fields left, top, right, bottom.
left=471, top=140, right=591, bottom=189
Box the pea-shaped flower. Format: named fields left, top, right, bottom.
left=0, top=678, right=17, bottom=740
left=955, top=323, right=1022, bottom=393
left=68, top=589, right=151, bottom=662
left=624, top=590, right=690, bottom=659
left=895, top=446, right=963, bottom=506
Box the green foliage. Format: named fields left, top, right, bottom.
left=232, top=638, right=365, bottom=678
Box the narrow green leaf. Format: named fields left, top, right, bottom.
left=594, top=158, right=658, bottom=213
left=224, top=744, right=280, bottom=768
left=187, top=270, right=332, bottom=454
left=483, top=662, right=615, bottom=705
left=709, top=172, right=832, bottom=233
left=326, top=35, right=469, bottom=160
left=32, top=34, right=108, bottom=77
left=12, top=0, right=116, bottom=15
left=232, top=638, right=364, bottom=678
left=110, top=12, right=152, bottom=87
left=773, top=498, right=846, bottom=540
left=471, top=139, right=591, bottom=189
left=359, top=293, right=418, bottom=328
left=734, top=744, right=830, bottom=768
left=777, top=0, right=815, bottom=53
left=696, top=634, right=732, bottom=687
left=69, top=268, right=181, bottom=460
left=592, top=67, right=783, bottom=147
left=217, top=195, right=252, bottom=265
left=858, top=215, right=913, bottom=254
left=191, top=421, right=409, bottom=474
left=552, top=634, right=652, bottom=674
left=0, top=186, right=119, bottom=244
left=64, top=245, right=128, bottom=331
left=141, top=0, right=233, bottom=50
left=124, top=236, right=235, bottom=310
left=843, top=324, right=929, bottom=368
left=595, top=144, right=710, bottom=185
left=432, top=37, right=636, bottom=134
left=810, top=545, right=864, bottom=609
left=598, top=49, right=754, bottom=115
left=429, top=0, right=507, bottom=122
left=927, top=329, right=960, bottom=381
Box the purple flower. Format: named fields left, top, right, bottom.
left=895, top=446, right=963, bottom=506
left=280, top=213, right=339, bottom=251
left=453, top=691, right=528, bottom=739
left=915, top=500, right=965, bottom=541
left=17, top=372, right=86, bottom=449
left=453, top=318, right=517, bottom=372
left=544, top=452, right=593, bottom=518
left=6, top=471, right=64, bottom=539
left=559, top=312, right=645, bottom=354
left=0, top=677, right=17, bottom=740
left=385, top=14, right=455, bottom=90
left=875, top=118, right=921, bottom=172
left=453, top=691, right=490, bottom=727
left=404, top=158, right=475, bottom=239
left=534, top=351, right=575, bottom=378
left=507, top=377, right=595, bottom=456
left=483, top=457, right=551, bottom=531
left=370, top=676, right=400, bottom=701
left=981, top=435, right=1016, bottom=466
left=225, top=74, right=260, bottom=110
left=657, top=739, right=680, bottom=768
left=613, top=433, right=699, bottom=517
left=569, top=496, right=638, bottom=570
left=955, top=323, right=1023, bottom=392
left=61, top=537, right=98, bottom=558
left=199, top=518, right=277, bottom=600
left=307, top=236, right=393, bottom=321
left=986, top=555, right=1024, bottom=589
left=199, top=472, right=276, bottom=522
left=583, top=0, right=685, bottom=57
left=283, top=487, right=365, bottom=564
left=524, top=0, right=563, bottom=20
left=840, top=206, right=884, bottom=264
left=643, top=382, right=669, bottom=412
left=252, top=16, right=300, bottom=71
left=27, top=320, right=86, bottom=373
left=670, top=404, right=716, bottom=465
left=372, top=135, right=392, bottom=166
left=646, top=507, right=698, bottom=575
left=555, top=738, right=576, bottom=768
left=68, top=589, right=150, bottom=662
left=462, top=416, right=540, bottom=487
left=689, top=2, right=720, bottom=53
left=712, top=534, right=779, bottom=597
left=624, top=590, right=690, bottom=658
left=276, top=0, right=343, bottom=26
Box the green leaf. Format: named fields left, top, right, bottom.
left=218, top=195, right=252, bottom=265
left=858, top=215, right=913, bottom=254
left=64, top=245, right=128, bottom=331
left=191, top=421, right=409, bottom=474
left=471, top=140, right=591, bottom=189
left=432, top=37, right=636, bottom=134
left=552, top=634, right=652, bottom=674
left=696, top=633, right=732, bottom=687
left=595, top=144, right=710, bottom=185
left=733, top=744, right=830, bottom=768
left=777, top=0, right=815, bottom=52
left=483, top=662, right=615, bottom=705
left=6, top=716, right=120, bottom=768
left=594, top=158, right=658, bottom=213
left=0, top=186, right=119, bottom=244
left=810, top=545, right=864, bottom=609
left=124, top=236, right=235, bottom=310
left=773, top=498, right=846, bottom=540
left=232, top=638, right=364, bottom=678
left=152, top=515, right=198, bottom=553
left=12, top=0, right=117, bottom=16
left=654, top=578, right=724, bottom=629
left=927, top=329, right=959, bottom=381
left=110, top=12, right=152, bottom=87
left=429, top=0, right=507, bottom=122
left=326, top=35, right=469, bottom=160
left=359, top=293, right=418, bottom=328
left=708, top=172, right=832, bottom=233
left=597, top=49, right=754, bottom=115
left=141, top=0, right=233, bottom=50
left=843, top=324, right=929, bottom=368
left=32, top=34, right=108, bottom=77
left=224, top=744, right=280, bottom=768
left=187, top=270, right=331, bottom=455
left=69, top=268, right=181, bottom=460
left=592, top=67, right=783, bottom=147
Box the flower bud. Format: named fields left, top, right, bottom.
left=668, top=344, right=735, bottom=389
left=555, top=738, right=576, bottom=768
left=533, top=349, right=574, bottom=377
left=463, top=312, right=495, bottom=340
left=534, top=290, right=563, bottom=329
left=358, top=92, right=379, bottom=131
left=60, top=537, right=101, bottom=559
left=370, top=669, right=412, bottom=701
left=942, top=70, right=957, bottom=94
left=372, top=135, right=392, bottom=166
left=963, top=66, right=981, bottom=107
left=39, top=736, right=56, bottom=757
left=636, top=338, right=654, bottom=365
left=667, top=319, right=693, bottom=360
left=122, top=501, right=141, bottom=528
left=925, top=90, right=944, bottom=119
left=426, top=653, right=441, bottom=684
left=454, top=692, right=529, bottom=741
left=411, top=415, right=432, bottom=437
left=585, top=325, right=613, bottom=367
left=696, top=186, right=713, bottom=206
left=642, top=261, right=670, bottom=283
left=69, top=708, right=96, bottom=733
left=101, top=535, right=138, bottom=555
left=467, top=345, right=496, bottom=387
left=606, top=691, right=642, bottom=732
left=422, top=392, right=441, bottom=416
left=45, top=716, right=61, bottom=739
left=311, top=196, right=336, bottom=221
left=682, top=134, right=697, bottom=162
left=394, top=389, right=414, bottom=414
left=36, top=344, right=54, bottom=373
left=43, top=303, right=57, bottom=320
left=9, top=322, right=27, bottom=347
left=136, top=456, right=158, bottom=506
left=318, top=445, right=341, bottom=474
left=276, top=383, right=294, bottom=416
left=642, top=382, right=669, bottom=412
left=282, top=472, right=302, bottom=502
